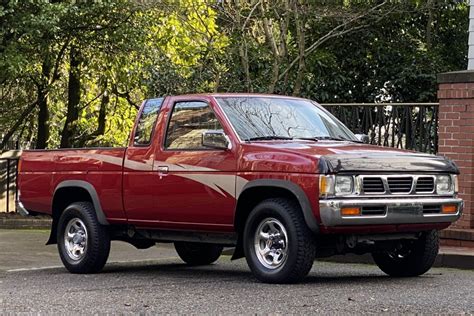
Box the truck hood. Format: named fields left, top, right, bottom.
left=240, top=140, right=459, bottom=174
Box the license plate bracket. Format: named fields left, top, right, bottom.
left=388, top=203, right=423, bottom=215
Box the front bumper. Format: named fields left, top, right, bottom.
left=319, top=197, right=463, bottom=226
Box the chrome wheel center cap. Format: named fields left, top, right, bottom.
left=254, top=218, right=289, bottom=270
left=64, top=218, right=88, bottom=261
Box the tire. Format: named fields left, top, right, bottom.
left=57, top=202, right=110, bottom=274
left=174, top=242, right=223, bottom=265
left=243, top=198, right=316, bottom=284
left=372, top=230, right=439, bottom=277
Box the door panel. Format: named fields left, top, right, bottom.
left=153, top=98, right=237, bottom=231
left=122, top=98, right=163, bottom=221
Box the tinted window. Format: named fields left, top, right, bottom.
left=165, top=101, right=223, bottom=149
left=134, top=98, right=163, bottom=146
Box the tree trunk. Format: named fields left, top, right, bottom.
left=292, top=0, right=306, bottom=96
left=280, top=1, right=291, bottom=94
left=60, top=47, right=82, bottom=148
left=234, top=0, right=252, bottom=92
left=426, top=0, right=435, bottom=49
left=96, top=92, right=108, bottom=136
left=260, top=0, right=280, bottom=94
left=36, top=59, right=52, bottom=149
left=1, top=101, right=37, bottom=150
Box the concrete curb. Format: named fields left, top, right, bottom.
left=0, top=218, right=51, bottom=230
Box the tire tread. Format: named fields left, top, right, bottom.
left=57, top=201, right=110, bottom=274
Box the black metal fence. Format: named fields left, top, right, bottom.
left=0, top=157, right=19, bottom=213
left=322, top=103, right=439, bottom=154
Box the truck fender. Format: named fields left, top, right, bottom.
left=231, top=179, right=319, bottom=260
left=47, top=180, right=109, bottom=245
left=239, top=179, right=319, bottom=233
left=53, top=180, right=109, bottom=225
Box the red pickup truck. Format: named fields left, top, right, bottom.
left=17, top=94, right=462, bottom=283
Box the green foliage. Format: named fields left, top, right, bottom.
left=0, top=0, right=469, bottom=149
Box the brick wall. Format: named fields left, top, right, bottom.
left=437, top=71, right=474, bottom=230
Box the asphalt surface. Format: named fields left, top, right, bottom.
left=1, top=230, right=474, bottom=314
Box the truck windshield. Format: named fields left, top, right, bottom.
left=215, top=97, right=357, bottom=142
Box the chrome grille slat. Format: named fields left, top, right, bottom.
left=416, top=177, right=435, bottom=193
left=387, top=177, right=413, bottom=193
left=362, top=178, right=384, bottom=193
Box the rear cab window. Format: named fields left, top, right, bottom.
left=133, top=98, right=164, bottom=146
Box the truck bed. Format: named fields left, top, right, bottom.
left=19, top=148, right=126, bottom=220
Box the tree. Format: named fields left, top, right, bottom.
left=0, top=0, right=469, bottom=151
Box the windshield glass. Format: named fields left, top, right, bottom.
left=215, top=97, right=357, bottom=141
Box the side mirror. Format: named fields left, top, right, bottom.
left=202, top=130, right=231, bottom=150
left=355, top=134, right=370, bottom=144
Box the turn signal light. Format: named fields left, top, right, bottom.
left=341, top=207, right=361, bottom=216
left=442, top=204, right=457, bottom=214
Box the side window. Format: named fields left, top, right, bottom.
left=165, top=101, right=223, bottom=150
left=134, top=98, right=163, bottom=146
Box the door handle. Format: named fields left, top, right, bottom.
left=156, top=166, right=169, bottom=174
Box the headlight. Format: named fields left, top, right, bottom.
left=319, top=175, right=353, bottom=197
left=436, top=175, right=452, bottom=194
left=335, top=176, right=353, bottom=195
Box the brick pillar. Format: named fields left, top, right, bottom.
left=438, top=70, right=474, bottom=229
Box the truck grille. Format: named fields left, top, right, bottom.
left=415, top=177, right=435, bottom=193
left=423, top=204, right=441, bottom=214
left=362, top=178, right=385, bottom=193
left=361, top=205, right=386, bottom=216
left=361, top=175, right=435, bottom=195
left=387, top=177, right=413, bottom=193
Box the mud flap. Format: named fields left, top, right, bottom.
left=46, top=217, right=57, bottom=245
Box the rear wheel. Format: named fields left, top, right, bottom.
left=243, top=198, right=316, bottom=284
left=372, top=230, right=439, bottom=277
left=57, top=202, right=110, bottom=274
left=174, top=242, right=223, bottom=265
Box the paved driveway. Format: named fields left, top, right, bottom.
left=1, top=230, right=473, bottom=314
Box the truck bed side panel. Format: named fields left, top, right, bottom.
left=19, top=151, right=56, bottom=213
left=20, top=148, right=127, bottom=221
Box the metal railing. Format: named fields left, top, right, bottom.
left=0, top=157, right=19, bottom=213
left=322, top=103, right=439, bottom=154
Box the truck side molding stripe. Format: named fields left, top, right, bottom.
left=56, top=153, right=248, bottom=198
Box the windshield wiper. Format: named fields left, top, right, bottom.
left=297, top=136, right=356, bottom=142
left=245, top=136, right=293, bottom=141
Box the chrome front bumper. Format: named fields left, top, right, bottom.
left=319, top=197, right=463, bottom=226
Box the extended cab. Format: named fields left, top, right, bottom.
left=17, top=94, right=462, bottom=283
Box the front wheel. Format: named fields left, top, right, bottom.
left=57, top=202, right=110, bottom=274
left=243, top=198, right=316, bottom=284
left=372, top=230, right=439, bottom=277
left=174, top=242, right=223, bottom=265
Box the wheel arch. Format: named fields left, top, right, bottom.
left=235, top=179, right=319, bottom=234
left=47, top=180, right=109, bottom=245
left=232, top=179, right=319, bottom=259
